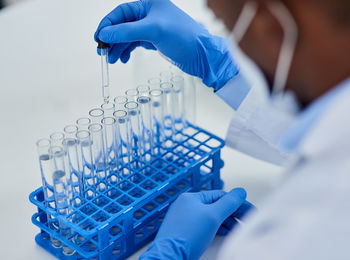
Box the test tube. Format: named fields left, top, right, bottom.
left=137, top=84, right=151, bottom=97
left=64, top=125, right=78, bottom=139
left=114, top=110, right=132, bottom=175
left=149, top=89, right=165, bottom=154
left=101, top=117, right=120, bottom=183
left=160, top=82, right=175, bottom=147
left=171, top=75, right=185, bottom=134
left=76, top=130, right=96, bottom=200
left=101, top=102, right=115, bottom=117
left=36, top=139, right=62, bottom=249
left=125, top=89, right=139, bottom=102
left=148, top=78, right=162, bottom=89
left=89, top=108, right=104, bottom=124
left=125, top=101, right=143, bottom=168
left=50, top=132, right=65, bottom=147
left=88, top=124, right=108, bottom=193
left=49, top=146, right=74, bottom=256
left=98, top=40, right=111, bottom=104
left=160, top=71, right=174, bottom=83
left=137, top=96, right=154, bottom=160
left=184, top=75, right=197, bottom=125
left=63, top=137, right=83, bottom=207
left=76, top=117, right=91, bottom=131
left=114, top=96, right=128, bottom=110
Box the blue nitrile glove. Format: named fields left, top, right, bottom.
left=94, top=0, right=238, bottom=90
left=139, top=188, right=249, bottom=260
left=217, top=200, right=256, bottom=236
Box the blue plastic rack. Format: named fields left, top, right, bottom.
left=29, top=123, right=225, bottom=259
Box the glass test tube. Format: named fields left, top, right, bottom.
left=101, top=117, right=120, bottom=183
left=98, top=41, right=111, bottom=104
left=169, top=65, right=197, bottom=124
left=160, top=71, right=174, bottom=83
left=88, top=124, right=108, bottom=193
left=125, top=89, right=139, bottom=102
left=101, top=102, right=115, bottom=117
left=171, top=75, right=185, bottom=134
left=50, top=132, right=65, bottom=147
left=137, top=84, right=151, bottom=97
left=76, top=130, right=96, bottom=199
left=125, top=101, right=143, bottom=167
left=64, top=125, right=79, bottom=139
left=137, top=96, right=154, bottom=160
left=36, top=139, right=62, bottom=248
left=76, top=117, right=91, bottom=131
left=184, top=75, right=197, bottom=125
left=52, top=131, right=82, bottom=207
left=148, top=78, right=162, bottom=89
left=149, top=89, right=165, bottom=154
left=63, top=137, right=83, bottom=207
left=114, top=110, right=132, bottom=175
left=114, top=96, right=128, bottom=110
left=49, top=146, right=75, bottom=256
left=160, top=82, right=175, bottom=147
left=89, top=108, right=104, bottom=124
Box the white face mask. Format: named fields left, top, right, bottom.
left=228, top=1, right=300, bottom=115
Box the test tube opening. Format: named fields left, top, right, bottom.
left=64, top=125, right=79, bottom=139
left=76, top=117, right=91, bottom=130
left=137, top=84, right=151, bottom=96
left=89, top=108, right=104, bottom=124
left=125, top=89, right=139, bottom=101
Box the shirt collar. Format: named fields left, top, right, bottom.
left=279, top=78, right=350, bottom=153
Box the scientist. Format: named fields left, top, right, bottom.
left=94, top=0, right=350, bottom=259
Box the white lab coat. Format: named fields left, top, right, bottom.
left=216, top=79, right=350, bottom=259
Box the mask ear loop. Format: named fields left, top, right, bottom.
left=269, top=2, right=298, bottom=96
left=232, top=2, right=258, bottom=43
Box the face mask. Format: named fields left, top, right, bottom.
left=228, top=1, right=300, bottom=115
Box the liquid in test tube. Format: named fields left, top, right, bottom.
left=98, top=40, right=111, bottom=104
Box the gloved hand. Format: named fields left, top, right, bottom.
left=94, top=0, right=238, bottom=90
left=217, top=200, right=256, bottom=236
left=140, top=188, right=251, bottom=260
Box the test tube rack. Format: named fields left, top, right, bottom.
left=29, top=123, right=225, bottom=259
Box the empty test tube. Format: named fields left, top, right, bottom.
left=160, top=71, right=174, bottom=83
left=137, top=96, right=154, bottom=159
left=125, top=101, right=143, bottom=166
left=76, top=130, right=96, bottom=199
left=171, top=75, right=185, bottom=133
left=49, top=146, right=74, bottom=256
left=125, top=89, right=139, bottom=102
left=50, top=132, right=65, bottom=147
left=137, top=84, right=151, bottom=97
left=63, top=137, right=83, bottom=207
left=76, top=117, right=91, bottom=131
left=160, top=82, right=175, bottom=145
left=64, top=125, right=78, bottom=139
left=36, top=139, right=62, bottom=249
left=98, top=40, right=111, bottom=104
left=149, top=89, right=165, bottom=154
left=88, top=124, right=108, bottom=192
left=101, top=102, right=115, bottom=117
left=114, top=110, right=132, bottom=174
left=114, top=96, right=128, bottom=110
left=101, top=117, right=119, bottom=183
left=148, top=78, right=162, bottom=89
left=89, top=108, right=104, bottom=124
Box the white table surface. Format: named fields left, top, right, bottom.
left=0, top=0, right=282, bottom=259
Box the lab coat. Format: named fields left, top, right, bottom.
left=215, top=78, right=350, bottom=259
